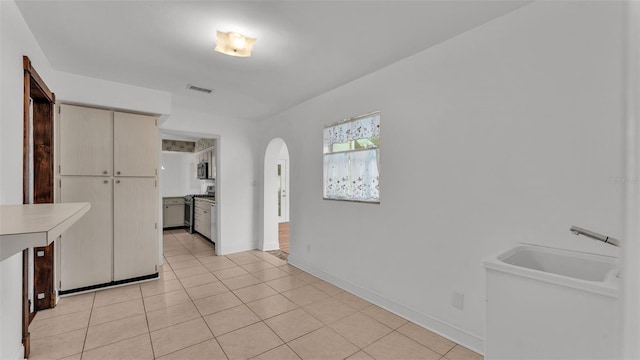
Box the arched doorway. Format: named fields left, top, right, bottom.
left=262, top=138, right=290, bottom=253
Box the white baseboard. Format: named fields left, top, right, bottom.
left=288, top=255, right=485, bottom=355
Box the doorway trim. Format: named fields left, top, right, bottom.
left=262, top=138, right=289, bottom=251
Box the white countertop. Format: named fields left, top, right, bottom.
left=0, top=202, right=90, bottom=261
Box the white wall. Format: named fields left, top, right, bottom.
left=161, top=97, right=257, bottom=255
left=54, top=71, right=172, bottom=116
left=254, top=1, right=625, bottom=353
left=160, top=152, right=201, bottom=197
left=0, top=1, right=55, bottom=358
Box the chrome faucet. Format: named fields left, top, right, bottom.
left=570, top=225, right=620, bottom=247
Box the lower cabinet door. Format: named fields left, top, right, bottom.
left=60, top=177, right=113, bottom=290
left=114, top=177, right=157, bottom=280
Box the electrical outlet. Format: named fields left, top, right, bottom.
left=452, top=292, right=464, bottom=309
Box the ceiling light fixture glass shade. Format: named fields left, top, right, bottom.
left=214, top=31, right=256, bottom=57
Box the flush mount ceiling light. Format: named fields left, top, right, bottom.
left=214, top=30, right=256, bottom=57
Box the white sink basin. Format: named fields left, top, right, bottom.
left=499, top=245, right=618, bottom=281
left=484, top=244, right=619, bottom=296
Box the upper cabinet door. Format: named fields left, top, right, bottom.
left=59, top=104, right=113, bottom=176
left=114, top=112, right=158, bottom=177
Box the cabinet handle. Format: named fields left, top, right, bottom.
left=116, top=180, right=121, bottom=184
left=103, top=180, right=108, bottom=184
left=117, top=171, right=121, bottom=175
left=103, top=170, right=108, bottom=175
left=204, top=211, right=208, bottom=214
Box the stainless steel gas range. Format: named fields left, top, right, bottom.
left=184, top=186, right=215, bottom=233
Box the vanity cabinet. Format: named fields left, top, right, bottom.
left=163, top=197, right=184, bottom=228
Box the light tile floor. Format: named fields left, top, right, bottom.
left=29, top=229, right=483, bottom=360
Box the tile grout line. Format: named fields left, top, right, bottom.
left=79, top=292, right=96, bottom=360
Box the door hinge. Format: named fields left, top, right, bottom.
left=155, top=119, right=158, bottom=126
left=58, top=281, right=62, bottom=288
left=155, top=168, right=158, bottom=175
left=155, top=222, right=158, bottom=229
left=58, top=105, right=61, bottom=114
left=58, top=165, right=61, bottom=174
left=155, top=180, right=158, bottom=187
left=59, top=179, right=62, bottom=188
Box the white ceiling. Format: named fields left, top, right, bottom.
left=16, top=0, right=530, bottom=121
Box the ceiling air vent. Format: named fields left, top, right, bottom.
left=186, top=84, right=214, bottom=94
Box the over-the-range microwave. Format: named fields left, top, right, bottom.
left=197, top=162, right=208, bottom=179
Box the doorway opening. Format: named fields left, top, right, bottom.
left=263, top=138, right=290, bottom=255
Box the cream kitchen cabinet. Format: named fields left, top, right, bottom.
left=59, top=177, right=113, bottom=290
left=194, top=198, right=212, bottom=239
left=59, top=104, right=113, bottom=176
left=114, top=177, right=158, bottom=281
left=163, top=197, right=185, bottom=228
left=58, top=104, right=158, bottom=293
left=114, top=112, right=158, bottom=177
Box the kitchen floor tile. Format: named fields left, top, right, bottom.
left=346, top=351, right=376, bottom=360
left=251, top=344, right=301, bottom=360
left=276, top=264, right=304, bottom=275
left=156, top=339, right=227, bottom=360
left=193, top=291, right=242, bottom=316
left=141, top=279, right=184, bottom=298
left=397, top=322, right=456, bottom=355
left=281, top=285, right=329, bottom=307
left=28, top=328, right=86, bottom=360
left=265, top=276, right=308, bottom=293
left=226, top=252, right=263, bottom=266
left=143, top=289, right=191, bottom=312
left=303, top=297, right=357, bottom=325
left=33, top=292, right=94, bottom=321
left=333, top=291, right=372, bottom=311
left=203, top=304, right=261, bottom=336
left=81, top=333, right=154, bottom=360
left=214, top=266, right=250, bottom=280
left=233, top=283, right=278, bottom=303
left=204, top=258, right=239, bottom=271
left=217, top=322, right=283, bottom=360
left=310, top=280, right=344, bottom=296
left=329, top=312, right=393, bottom=348
left=89, top=298, right=144, bottom=326
left=164, top=254, right=196, bottom=264
left=84, top=314, right=149, bottom=350
left=443, top=345, right=484, bottom=360
left=150, top=318, right=213, bottom=358
left=168, top=258, right=202, bottom=270
left=29, top=310, right=90, bottom=339
left=246, top=294, right=298, bottom=320
left=360, top=305, right=408, bottom=330
left=241, top=261, right=275, bottom=273
left=221, top=273, right=262, bottom=290
left=93, top=284, right=142, bottom=307
left=364, top=332, right=441, bottom=360
left=264, top=308, right=323, bottom=342
left=287, top=327, right=359, bottom=360
left=174, top=264, right=209, bottom=278
left=252, top=267, right=290, bottom=282
left=146, top=301, right=201, bottom=331
left=294, top=272, right=322, bottom=284
left=185, top=281, right=230, bottom=300
left=179, top=272, right=218, bottom=288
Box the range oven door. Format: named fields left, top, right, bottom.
left=184, top=197, right=194, bottom=233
